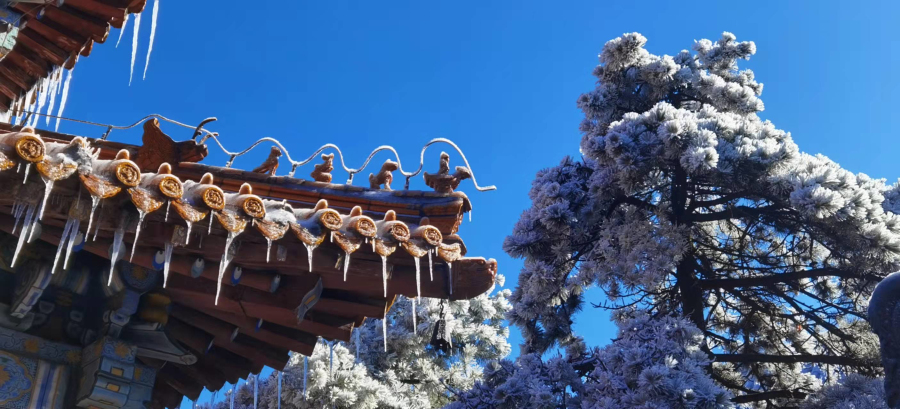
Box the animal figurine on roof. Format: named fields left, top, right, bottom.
left=253, top=146, right=282, bottom=176
left=424, top=152, right=471, bottom=194
left=310, top=153, right=334, bottom=183
left=369, top=159, right=399, bottom=190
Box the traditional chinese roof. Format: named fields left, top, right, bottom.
left=0, top=119, right=497, bottom=408
left=0, top=0, right=141, bottom=112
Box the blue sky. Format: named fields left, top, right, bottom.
left=48, top=1, right=900, bottom=406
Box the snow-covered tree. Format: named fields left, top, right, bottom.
left=800, top=374, right=887, bottom=409
left=216, top=278, right=512, bottom=409
left=500, top=32, right=894, bottom=406
left=451, top=313, right=732, bottom=409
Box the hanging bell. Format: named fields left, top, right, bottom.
left=429, top=300, right=452, bottom=353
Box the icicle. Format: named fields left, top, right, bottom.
left=109, top=223, right=125, bottom=285
left=253, top=373, right=258, bottom=409
left=304, top=243, right=316, bottom=272
left=277, top=370, right=282, bottom=409
left=16, top=162, right=20, bottom=173
left=22, top=163, right=30, bottom=184
left=383, top=314, right=388, bottom=352
left=129, top=12, right=141, bottom=86
left=198, top=233, right=203, bottom=249
left=381, top=255, right=388, bottom=297
left=12, top=202, right=25, bottom=234
left=371, top=239, right=375, bottom=252
left=414, top=256, right=421, bottom=298
left=448, top=262, right=453, bottom=295
left=55, top=68, right=73, bottom=132
left=411, top=297, right=416, bottom=334
left=116, top=14, right=129, bottom=47
left=330, top=231, right=333, bottom=243
left=31, top=78, right=49, bottom=128
left=215, top=232, right=237, bottom=305
left=469, top=209, right=472, bottom=222
left=12, top=205, right=35, bottom=268
left=230, top=383, right=235, bottom=409
left=208, top=211, right=215, bottom=234
left=45, top=69, right=61, bottom=127
left=63, top=219, right=80, bottom=269
left=86, top=195, right=100, bottom=238
left=130, top=210, right=147, bottom=261
left=92, top=217, right=101, bottom=241
left=162, top=241, right=174, bottom=287
left=266, top=238, right=272, bottom=263
left=343, top=251, right=350, bottom=281
left=302, top=356, right=308, bottom=401
left=164, top=200, right=170, bottom=222
left=329, top=341, right=334, bottom=373
left=428, top=249, right=433, bottom=281
left=184, top=221, right=192, bottom=245
left=142, top=0, right=159, bottom=80
left=52, top=217, right=75, bottom=274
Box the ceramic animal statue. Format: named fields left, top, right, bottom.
left=310, top=153, right=334, bottom=183
left=369, top=159, right=399, bottom=190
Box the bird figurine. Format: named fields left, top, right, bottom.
left=252, top=146, right=282, bottom=176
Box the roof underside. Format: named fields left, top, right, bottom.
left=0, top=0, right=143, bottom=112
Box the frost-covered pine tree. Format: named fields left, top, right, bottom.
left=499, top=32, right=896, bottom=406
left=216, top=279, right=511, bottom=409
left=451, top=313, right=733, bottom=408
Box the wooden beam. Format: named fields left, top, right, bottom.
left=170, top=304, right=289, bottom=370
left=172, top=362, right=226, bottom=393
left=25, top=18, right=89, bottom=53
left=5, top=49, right=50, bottom=78
left=0, top=75, right=21, bottom=100
left=17, top=29, right=69, bottom=66
left=42, top=6, right=110, bottom=43
left=207, top=346, right=264, bottom=376
left=150, top=381, right=183, bottom=409
left=193, top=305, right=316, bottom=355
left=64, top=0, right=128, bottom=28
left=0, top=64, right=34, bottom=91
left=165, top=316, right=214, bottom=355
left=158, top=364, right=204, bottom=401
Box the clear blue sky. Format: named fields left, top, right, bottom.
left=51, top=1, right=900, bottom=407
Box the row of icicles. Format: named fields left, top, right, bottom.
left=1, top=128, right=463, bottom=320
left=2, top=0, right=161, bottom=129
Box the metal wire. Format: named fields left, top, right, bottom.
left=17, top=110, right=498, bottom=191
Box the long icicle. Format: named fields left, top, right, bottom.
left=381, top=255, right=388, bottom=297
left=277, top=370, right=282, bottom=409
left=51, top=217, right=75, bottom=274
left=215, top=232, right=237, bottom=305
left=85, top=195, right=100, bottom=239
left=343, top=251, right=350, bottom=281
left=55, top=68, right=73, bottom=132
left=63, top=219, right=80, bottom=270
left=45, top=68, right=61, bottom=127
left=162, top=241, right=174, bottom=287
left=12, top=206, right=35, bottom=268
left=109, top=223, right=125, bottom=285
left=130, top=210, right=147, bottom=261
left=448, top=262, right=453, bottom=295
left=129, top=11, right=142, bottom=85
left=116, top=14, right=130, bottom=47
left=428, top=249, right=433, bottom=281
left=414, top=257, right=421, bottom=297
left=302, top=356, right=308, bottom=402
left=142, top=0, right=159, bottom=80
left=411, top=297, right=416, bottom=334
left=37, top=179, right=53, bottom=220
